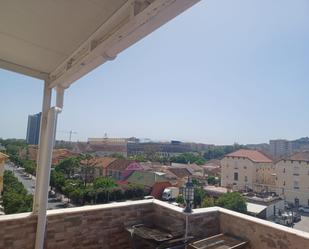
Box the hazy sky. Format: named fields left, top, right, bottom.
left=1, top=0, right=308, bottom=145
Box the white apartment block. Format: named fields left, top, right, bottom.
left=269, top=139, right=293, bottom=159
left=221, top=149, right=275, bottom=192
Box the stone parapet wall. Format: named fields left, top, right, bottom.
left=1, top=200, right=309, bottom=249
left=188, top=208, right=219, bottom=239
left=0, top=213, right=37, bottom=249
left=219, top=208, right=309, bottom=249
left=45, top=201, right=154, bottom=249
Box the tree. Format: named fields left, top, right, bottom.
left=56, top=156, right=80, bottom=178
left=194, top=187, right=206, bottom=208
left=23, top=160, right=36, bottom=175
left=170, top=153, right=205, bottom=165
left=176, top=195, right=184, bottom=204
left=201, top=197, right=214, bottom=208
left=216, top=192, right=247, bottom=213
left=62, top=179, right=84, bottom=204
left=110, top=153, right=126, bottom=159
left=50, top=170, right=66, bottom=191
left=79, top=154, right=97, bottom=186
left=192, top=178, right=202, bottom=187
left=93, top=177, right=117, bottom=190
left=1, top=139, right=27, bottom=156
left=203, top=144, right=245, bottom=161
left=207, top=176, right=217, bottom=185
left=129, top=154, right=147, bottom=162
left=2, top=171, right=33, bottom=214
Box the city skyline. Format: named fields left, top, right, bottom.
left=1, top=0, right=309, bottom=145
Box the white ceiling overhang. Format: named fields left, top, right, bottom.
left=0, top=0, right=199, bottom=89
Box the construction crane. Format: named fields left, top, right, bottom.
left=57, top=130, right=77, bottom=142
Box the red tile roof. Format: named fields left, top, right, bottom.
left=108, top=159, right=135, bottom=171
left=226, top=149, right=272, bottom=163
left=289, top=151, right=309, bottom=162
left=166, top=167, right=192, bottom=178
left=82, top=157, right=116, bottom=168
left=151, top=182, right=172, bottom=199
left=0, top=152, right=9, bottom=160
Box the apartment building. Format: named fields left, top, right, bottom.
left=26, top=112, right=41, bottom=145
left=221, top=149, right=275, bottom=192
left=0, top=152, right=9, bottom=194
left=72, top=142, right=127, bottom=157
left=275, top=151, right=309, bottom=207
left=127, top=141, right=192, bottom=157
left=269, top=139, right=293, bottom=159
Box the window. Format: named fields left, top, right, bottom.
left=244, top=166, right=247, bottom=170
left=283, top=181, right=286, bottom=186
left=283, top=168, right=285, bottom=173
left=234, top=172, right=238, bottom=181
left=295, top=198, right=300, bottom=207
left=244, top=176, right=248, bottom=182
left=293, top=181, right=300, bottom=190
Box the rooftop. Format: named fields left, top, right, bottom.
left=0, top=152, right=9, bottom=160
left=167, top=167, right=192, bottom=178
left=289, top=151, right=309, bottom=162
left=82, top=157, right=117, bottom=169
left=108, top=159, right=137, bottom=171
left=225, top=149, right=273, bottom=163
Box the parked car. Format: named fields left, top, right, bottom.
left=275, top=213, right=293, bottom=226
left=48, top=190, right=56, bottom=198
left=162, top=187, right=179, bottom=201
left=288, top=211, right=301, bottom=222
left=298, top=206, right=309, bottom=213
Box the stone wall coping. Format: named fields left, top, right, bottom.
left=153, top=200, right=220, bottom=216
left=0, top=211, right=32, bottom=221
left=218, top=207, right=309, bottom=240
left=46, top=199, right=154, bottom=216
left=153, top=199, right=185, bottom=213
left=191, top=207, right=220, bottom=214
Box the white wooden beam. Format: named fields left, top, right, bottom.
left=0, top=58, right=49, bottom=80
left=48, top=0, right=200, bottom=89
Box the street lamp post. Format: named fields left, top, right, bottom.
left=183, top=176, right=194, bottom=213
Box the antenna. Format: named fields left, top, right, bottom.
left=57, top=130, right=77, bottom=142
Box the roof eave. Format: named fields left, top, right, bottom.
left=48, top=0, right=200, bottom=89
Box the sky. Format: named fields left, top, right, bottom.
left=0, top=0, right=309, bottom=145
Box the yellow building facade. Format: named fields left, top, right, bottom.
left=221, top=149, right=276, bottom=192
left=0, top=152, right=9, bottom=194
left=276, top=159, right=309, bottom=207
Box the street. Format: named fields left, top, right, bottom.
left=5, top=162, right=35, bottom=194
left=4, top=162, right=66, bottom=210
left=294, top=214, right=309, bottom=233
